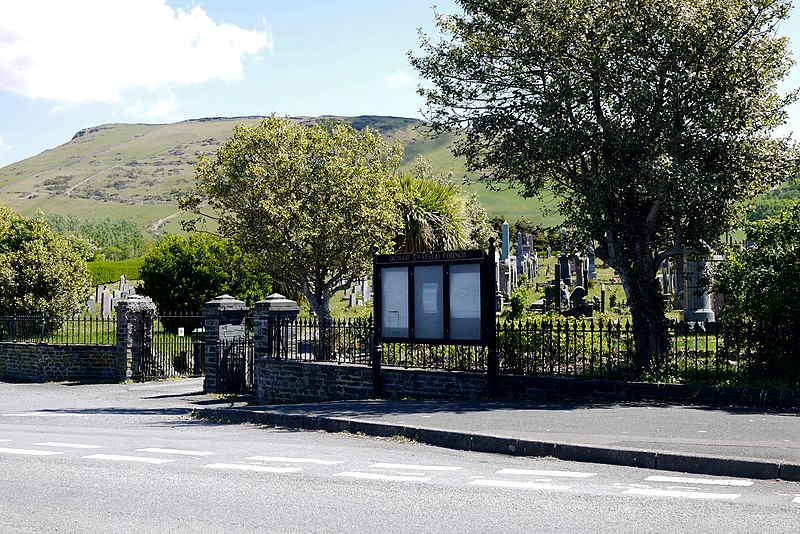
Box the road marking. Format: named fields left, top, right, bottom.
left=792, top=496, right=800, bottom=504
left=369, top=462, right=462, bottom=471
left=83, top=454, right=174, bottom=464
left=204, top=463, right=302, bottom=473
left=137, top=448, right=215, bottom=456
left=335, top=471, right=431, bottom=482
left=0, top=439, right=11, bottom=442
left=497, top=468, right=596, bottom=478
left=469, top=479, right=571, bottom=491
left=645, top=475, right=753, bottom=487
left=2, top=412, right=88, bottom=417
left=246, top=456, right=342, bottom=465
left=0, top=447, right=63, bottom=456
left=37, top=442, right=105, bottom=449
left=625, top=488, right=740, bottom=500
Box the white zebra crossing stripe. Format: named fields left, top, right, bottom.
left=246, top=456, right=342, bottom=465
left=625, top=488, right=740, bottom=500
left=83, top=454, right=174, bottom=464
left=137, top=448, right=215, bottom=456
left=369, top=462, right=461, bottom=471
left=37, top=442, right=105, bottom=449
left=335, top=471, right=431, bottom=482
left=0, top=447, right=62, bottom=456
left=792, top=496, right=800, bottom=504
left=497, top=468, right=596, bottom=478
left=469, top=479, right=571, bottom=490
left=204, top=463, right=302, bottom=473
left=644, top=475, right=753, bottom=487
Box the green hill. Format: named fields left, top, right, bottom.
left=0, top=116, right=562, bottom=235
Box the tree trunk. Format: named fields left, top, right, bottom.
left=617, top=258, right=668, bottom=375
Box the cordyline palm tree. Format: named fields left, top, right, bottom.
left=394, top=174, right=468, bottom=253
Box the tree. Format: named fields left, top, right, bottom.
left=394, top=158, right=493, bottom=252
left=46, top=215, right=150, bottom=260
left=139, top=234, right=271, bottom=313
left=0, top=206, right=90, bottom=321
left=412, top=0, right=799, bottom=369
left=714, top=201, right=800, bottom=363
left=181, top=115, right=402, bottom=320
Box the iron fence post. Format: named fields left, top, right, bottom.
left=371, top=316, right=383, bottom=398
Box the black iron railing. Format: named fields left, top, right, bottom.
left=0, top=314, right=116, bottom=345
left=264, top=315, right=800, bottom=388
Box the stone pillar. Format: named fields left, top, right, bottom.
left=203, top=294, right=249, bottom=393
left=254, top=294, right=301, bottom=361
left=116, top=295, right=156, bottom=381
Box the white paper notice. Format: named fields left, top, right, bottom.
left=381, top=267, right=408, bottom=335
left=422, top=282, right=439, bottom=314
left=450, top=271, right=480, bottom=319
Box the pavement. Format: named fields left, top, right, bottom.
left=196, top=396, right=800, bottom=482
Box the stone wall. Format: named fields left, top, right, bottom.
left=256, top=358, right=488, bottom=404
left=254, top=357, right=800, bottom=407
left=0, top=343, right=124, bottom=383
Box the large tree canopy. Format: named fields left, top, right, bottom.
left=139, top=234, right=271, bottom=313
left=412, top=0, right=799, bottom=367
left=0, top=206, right=90, bottom=320
left=181, top=115, right=402, bottom=319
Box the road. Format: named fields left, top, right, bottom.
left=1, top=380, right=799, bottom=533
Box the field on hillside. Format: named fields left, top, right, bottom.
left=0, top=116, right=561, bottom=234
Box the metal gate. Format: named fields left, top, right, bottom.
left=141, top=311, right=205, bottom=380
left=216, top=338, right=254, bottom=393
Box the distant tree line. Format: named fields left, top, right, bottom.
left=45, top=214, right=151, bottom=261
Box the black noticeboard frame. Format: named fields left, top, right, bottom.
left=373, top=246, right=496, bottom=347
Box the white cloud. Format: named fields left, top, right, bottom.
left=126, top=98, right=180, bottom=120
left=0, top=1, right=272, bottom=103
left=385, top=70, right=414, bottom=89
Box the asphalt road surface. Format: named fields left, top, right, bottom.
left=1, top=380, right=799, bottom=533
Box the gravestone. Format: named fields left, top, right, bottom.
left=501, top=221, right=510, bottom=260
left=559, top=254, right=571, bottom=286
left=570, top=286, right=588, bottom=307
left=349, top=292, right=357, bottom=308
left=575, top=257, right=585, bottom=290
left=101, top=289, right=113, bottom=318
left=362, top=278, right=371, bottom=302
left=87, top=298, right=97, bottom=315
left=681, top=257, right=715, bottom=322
left=587, top=246, right=597, bottom=280
left=517, top=232, right=524, bottom=275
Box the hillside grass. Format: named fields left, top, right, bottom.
left=0, top=116, right=562, bottom=233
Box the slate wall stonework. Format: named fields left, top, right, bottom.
left=0, top=343, right=123, bottom=383
left=255, top=358, right=487, bottom=404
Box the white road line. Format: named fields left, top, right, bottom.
left=2, top=412, right=88, bottom=417
left=83, top=454, right=174, bottom=465
left=246, top=456, right=342, bottom=465
left=645, top=475, right=753, bottom=487
left=625, top=488, right=740, bottom=500
left=0, top=447, right=63, bottom=456
left=469, top=479, right=571, bottom=490
left=204, top=463, right=302, bottom=473
left=369, top=462, right=462, bottom=471
left=792, top=496, right=800, bottom=504
left=0, top=439, right=11, bottom=442
left=137, top=448, right=216, bottom=457
left=37, top=442, right=105, bottom=449
left=497, top=468, right=596, bottom=478
left=335, top=471, right=431, bottom=482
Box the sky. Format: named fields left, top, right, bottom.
left=0, top=0, right=798, bottom=168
